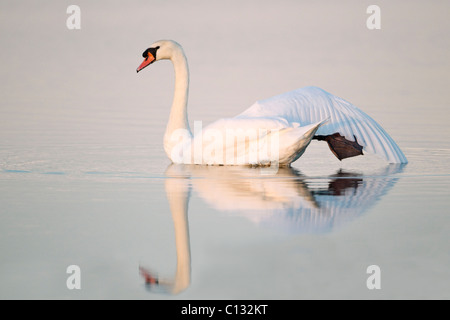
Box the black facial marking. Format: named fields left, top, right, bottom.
left=142, top=46, right=160, bottom=59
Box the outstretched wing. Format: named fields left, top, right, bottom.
left=238, top=86, right=407, bottom=163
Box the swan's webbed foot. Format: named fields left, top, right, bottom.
left=314, top=133, right=363, bottom=160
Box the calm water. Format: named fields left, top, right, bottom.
left=1, top=1, right=449, bottom=299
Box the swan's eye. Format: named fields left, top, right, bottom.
left=142, top=46, right=161, bottom=59
left=142, top=48, right=150, bottom=58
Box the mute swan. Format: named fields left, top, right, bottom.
left=137, top=40, right=407, bottom=166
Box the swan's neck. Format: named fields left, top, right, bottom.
left=164, top=49, right=192, bottom=159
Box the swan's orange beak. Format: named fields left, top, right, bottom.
left=136, top=54, right=155, bottom=73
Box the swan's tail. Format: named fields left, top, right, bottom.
left=277, top=119, right=328, bottom=165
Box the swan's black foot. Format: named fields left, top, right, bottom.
left=314, top=133, right=363, bottom=160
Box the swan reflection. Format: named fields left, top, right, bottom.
left=140, top=164, right=404, bottom=294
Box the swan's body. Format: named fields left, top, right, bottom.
left=137, top=40, right=407, bottom=166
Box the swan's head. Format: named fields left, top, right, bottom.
left=136, top=40, right=182, bottom=73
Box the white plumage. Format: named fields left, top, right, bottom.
left=239, top=86, right=407, bottom=164
left=137, top=40, right=407, bottom=165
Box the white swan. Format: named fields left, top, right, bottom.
left=137, top=40, right=407, bottom=166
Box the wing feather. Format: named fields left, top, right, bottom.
left=238, top=86, right=407, bottom=163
